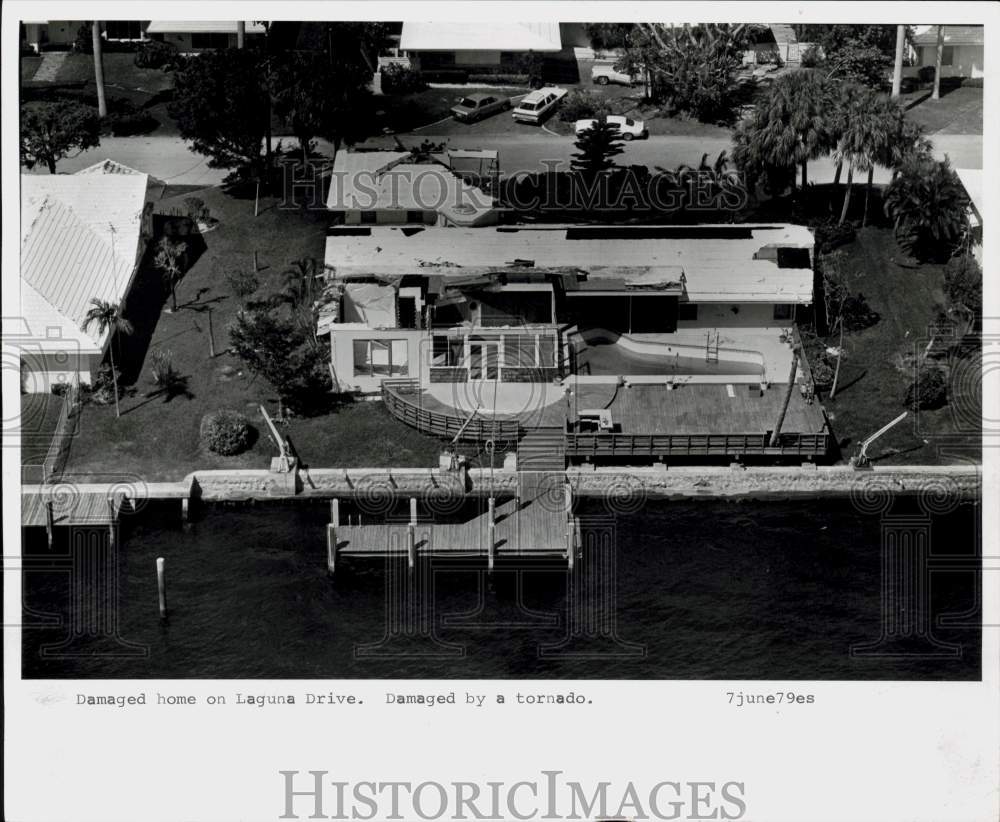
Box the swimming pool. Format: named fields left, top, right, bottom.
left=571, top=331, right=764, bottom=377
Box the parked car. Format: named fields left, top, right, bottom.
left=574, top=114, right=648, bottom=141
left=511, top=87, right=567, bottom=124
left=451, top=93, right=511, bottom=123
left=591, top=64, right=645, bottom=86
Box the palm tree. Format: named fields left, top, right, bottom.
left=883, top=154, right=970, bottom=259
left=91, top=22, right=107, bottom=118
left=281, top=257, right=326, bottom=347
left=834, top=87, right=891, bottom=225
left=891, top=25, right=906, bottom=98
left=731, top=71, right=832, bottom=195
left=81, top=299, right=133, bottom=418
left=153, top=238, right=186, bottom=312
left=932, top=26, right=945, bottom=100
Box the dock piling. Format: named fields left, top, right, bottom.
left=487, top=496, right=496, bottom=573
left=45, top=500, right=54, bottom=548
left=407, top=523, right=417, bottom=571
left=326, top=524, right=338, bottom=576
left=409, top=497, right=417, bottom=526
left=330, top=498, right=340, bottom=528
left=156, top=557, right=167, bottom=618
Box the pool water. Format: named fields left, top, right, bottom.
left=576, top=341, right=762, bottom=377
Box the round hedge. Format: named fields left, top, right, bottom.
left=905, top=367, right=948, bottom=411
left=200, top=410, right=252, bottom=456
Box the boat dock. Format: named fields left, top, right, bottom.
left=328, top=472, right=578, bottom=574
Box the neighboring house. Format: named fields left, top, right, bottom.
left=20, top=20, right=148, bottom=52
left=911, top=25, right=984, bottom=79
left=327, top=149, right=499, bottom=228
left=19, top=161, right=155, bottom=391
left=399, top=21, right=562, bottom=72
left=145, top=20, right=264, bottom=52
left=319, top=223, right=828, bottom=460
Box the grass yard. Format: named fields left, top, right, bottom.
left=51, top=52, right=175, bottom=94
left=20, top=393, right=65, bottom=468
left=905, top=85, right=983, bottom=135
left=816, top=227, right=980, bottom=465
left=57, top=185, right=446, bottom=482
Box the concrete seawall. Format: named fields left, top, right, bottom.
left=24, top=464, right=981, bottom=510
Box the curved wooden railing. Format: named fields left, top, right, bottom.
left=381, top=379, right=521, bottom=443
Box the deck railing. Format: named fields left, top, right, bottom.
left=381, top=379, right=521, bottom=443
left=565, top=431, right=830, bottom=458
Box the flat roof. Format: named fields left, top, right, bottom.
left=324, top=224, right=815, bottom=304
left=400, top=21, right=562, bottom=52
left=327, top=158, right=493, bottom=213
left=146, top=21, right=266, bottom=34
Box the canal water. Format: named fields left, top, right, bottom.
left=22, top=497, right=981, bottom=679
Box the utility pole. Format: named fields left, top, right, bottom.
left=92, top=21, right=107, bottom=117
left=892, top=25, right=905, bottom=98
left=932, top=25, right=945, bottom=100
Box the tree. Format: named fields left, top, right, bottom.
left=272, top=47, right=374, bottom=163
left=824, top=42, right=893, bottom=89
left=169, top=48, right=270, bottom=180
left=628, top=23, right=759, bottom=120
left=891, top=25, right=906, bottom=97
left=769, top=348, right=800, bottom=447
left=225, top=265, right=260, bottom=306
left=731, top=70, right=832, bottom=194
left=833, top=86, right=896, bottom=225
left=20, top=101, right=101, bottom=174
left=81, top=299, right=133, bottom=418
left=571, top=120, right=625, bottom=177
left=281, top=257, right=328, bottom=347
left=883, top=154, right=970, bottom=259
left=153, top=238, right=186, bottom=312
left=932, top=26, right=945, bottom=100
left=92, top=22, right=107, bottom=117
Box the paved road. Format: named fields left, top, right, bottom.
left=32, top=130, right=981, bottom=189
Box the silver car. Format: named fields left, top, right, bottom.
left=451, top=93, right=511, bottom=123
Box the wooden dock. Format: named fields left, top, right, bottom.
left=329, top=472, right=577, bottom=573
left=21, top=490, right=124, bottom=527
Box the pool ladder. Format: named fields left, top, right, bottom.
left=705, top=331, right=720, bottom=364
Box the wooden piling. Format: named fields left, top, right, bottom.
left=330, top=498, right=340, bottom=527
left=566, top=520, right=575, bottom=570
left=407, top=523, right=416, bottom=571
left=181, top=497, right=189, bottom=523
left=326, top=525, right=337, bottom=575
left=45, top=499, right=54, bottom=549
left=409, top=497, right=417, bottom=525
left=156, top=557, right=167, bottom=618
left=487, top=496, right=496, bottom=572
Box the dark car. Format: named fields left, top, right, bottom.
left=451, top=93, right=511, bottom=123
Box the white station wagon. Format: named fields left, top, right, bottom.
left=511, top=87, right=568, bottom=124
left=574, top=114, right=649, bottom=140
left=591, top=64, right=646, bottom=86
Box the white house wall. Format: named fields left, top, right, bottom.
left=918, top=44, right=984, bottom=78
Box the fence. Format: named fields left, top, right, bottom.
left=565, top=431, right=830, bottom=459
left=381, top=379, right=521, bottom=442
left=21, top=377, right=81, bottom=485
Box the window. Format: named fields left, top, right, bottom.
left=678, top=303, right=699, bottom=321
left=105, top=20, right=143, bottom=40
left=432, top=336, right=465, bottom=366
left=191, top=32, right=232, bottom=49
left=353, top=339, right=408, bottom=377
left=941, top=46, right=955, bottom=66
left=359, top=211, right=377, bottom=224
left=773, top=304, right=794, bottom=321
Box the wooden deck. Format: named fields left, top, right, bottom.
left=21, top=490, right=124, bottom=527
left=332, top=472, right=573, bottom=563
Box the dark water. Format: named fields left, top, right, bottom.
left=22, top=497, right=981, bottom=679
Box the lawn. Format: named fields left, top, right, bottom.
left=814, top=227, right=980, bottom=465
left=905, top=85, right=983, bottom=135
left=20, top=393, right=64, bottom=468
left=52, top=52, right=175, bottom=94
left=57, top=185, right=447, bottom=482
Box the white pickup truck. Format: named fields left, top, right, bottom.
left=591, top=64, right=646, bottom=86
left=511, top=86, right=568, bottom=124
left=574, top=114, right=649, bottom=141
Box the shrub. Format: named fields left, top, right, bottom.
left=558, top=89, right=612, bottom=122
left=108, top=107, right=158, bottom=136
left=73, top=25, right=93, bottom=54
left=810, top=358, right=835, bottom=390
left=225, top=266, right=260, bottom=303
left=380, top=63, right=427, bottom=94
left=467, top=73, right=529, bottom=85
left=905, top=367, right=947, bottom=411
left=962, top=77, right=983, bottom=88
left=200, top=410, right=252, bottom=455
left=755, top=48, right=783, bottom=66
left=814, top=219, right=857, bottom=254
left=799, top=44, right=822, bottom=68
left=418, top=68, right=468, bottom=84
left=134, top=39, right=178, bottom=69
left=917, top=65, right=936, bottom=83
left=944, top=254, right=982, bottom=317
left=88, top=363, right=124, bottom=405
left=183, top=196, right=211, bottom=224
left=517, top=52, right=545, bottom=89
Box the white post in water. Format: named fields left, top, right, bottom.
left=487, top=497, right=496, bottom=573
left=156, top=557, right=167, bottom=618
left=326, top=525, right=337, bottom=575
left=45, top=498, right=54, bottom=548
left=410, top=497, right=417, bottom=525
left=407, top=523, right=417, bottom=571
left=330, top=498, right=340, bottom=527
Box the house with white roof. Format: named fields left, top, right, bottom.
left=146, top=21, right=264, bottom=52
left=18, top=161, right=155, bottom=392
left=911, top=25, right=984, bottom=79
left=319, top=223, right=829, bottom=460
left=327, top=148, right=499, bottom=227
left=399, top=21, right=562, bottom=73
